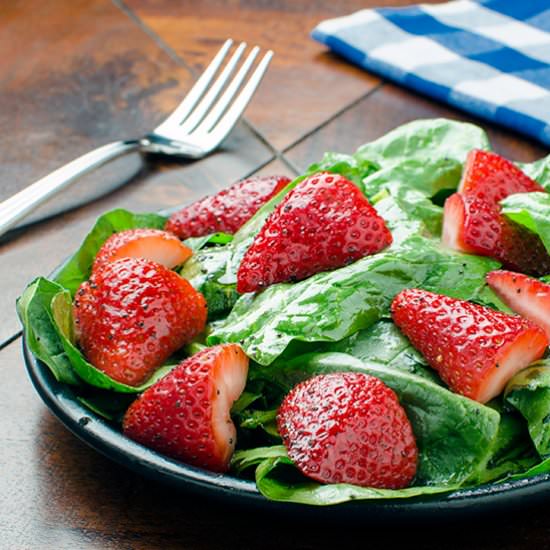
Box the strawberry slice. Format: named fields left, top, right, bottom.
left=458, top=149, right=543, bottom=201
left=93, top=228, right=192, bottom=273
left=442, top=150, right=550, bottom=276
left=74, top=257, right=207, bottom=386
left=442, top=193, right=550, bottom=276
left=123, top=344, right=249, bottom=472
left=391, top=288, right=548, bottom=403
left=237, top=172, right=392, bottom=293
left=441, top=193, right=477, bottom=254
left=277, top=372, right=418, bottom=489
left=165, top=175, right=291, bottom=239
left=487, top=270, right=550, bottom=340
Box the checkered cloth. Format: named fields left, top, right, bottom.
left=312, top=1, right=550, bottom=146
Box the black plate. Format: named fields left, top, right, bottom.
left=22, top=335, right=550, bottom=521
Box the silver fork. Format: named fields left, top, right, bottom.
left=0, top=39, right=273, bottom=237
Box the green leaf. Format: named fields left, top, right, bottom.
left=255, top=454, right=459, bottom=505
left=505, top=362, right=550, bottom=459
left=326, top=320, right=440, bottom=384
left=183, top=232, right=233, bottom=251
left=54, top=209, right=167, bottom=296
left=501, top=192, right=550, bottom=256
left=473, top=404, right=538, bottom=485
left=238, top=408, right=279, bottom=438
left=519, top=153, right=550, bottom=191
left=208, top=236, right=500, bottom=365
left=180, top=245, right=239, bottom=320
left=16, top=278, right=80, bottom=385
left=231, top=445, right=288, bottom=474
left=357, top=118, right=490, bottom=198
left=253, top=352, right=500, bottom=486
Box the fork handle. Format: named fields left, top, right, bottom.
left=0, top=139, right=141, bottom=237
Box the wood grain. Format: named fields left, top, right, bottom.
left=0, top=0, right=269, bottom=228
left=125, top=0, right=385, bottom=151
left=285, top=82, right=549, bottom=172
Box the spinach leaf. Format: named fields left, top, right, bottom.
left=252, top=351, right=500, bottom=486
left=17, top=278, right=80, bottom=385
left=519, top=153, right=550, bottom=191
left=505, top=362, right=550, bottom=459
left=473, top=405, right=538, bottom=485
left=357, top=118, right=490, bottom=198
left=255, top=456, right=459, bottom=505
left=54, top=209, right=167, bottom=295
left=180, top=245, right=239, bottom=320
left=183, top=232, right=233, bottom=251
left=327, top=320, right=440, bottom=383
left=208, top=236, right=500, bottom=365
left=501, top=192, right=550, bottom=255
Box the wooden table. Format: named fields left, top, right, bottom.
left=2, top=2, right=550, bottom=548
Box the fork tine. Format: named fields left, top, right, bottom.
left=178, top=42, right=247, bottom=134
left=195, top=46, right=260, bottom=135
left=153, top=39, right=233, bottom=136
left=199, top=50, right=273, bottom=151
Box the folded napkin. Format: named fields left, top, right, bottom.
left=312, top=1, right=550, bottom=146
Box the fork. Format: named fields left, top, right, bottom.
left=0, top=39, right=273, bottom=237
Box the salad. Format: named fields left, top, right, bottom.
left=18, top=118, right=550, bottom=506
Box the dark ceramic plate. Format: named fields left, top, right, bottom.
left=23, top=336, right=550, bottom=521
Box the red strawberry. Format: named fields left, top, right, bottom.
left=93, top=228, right=192, bottom=273
left=123, top=344, right=249, bottom=472
left=237, top=172, right=392, bottom=293
left=442, top=193, right=550, bottom=276
left=277, top=372, right=417, bottom=489
left=442, top=150, right=550, bottom=276
left=391, top=288, right=548, bottom=403
left=487, top=270, right=550, bottom=340
left=74, top=257, right=207, bottom=386
left=458, top=149, right=543, bottom=201
left=165, top=175, right=291, bottom=239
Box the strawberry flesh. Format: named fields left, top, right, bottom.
left=93, top=228, right=192, bottom=273
left=237, top=172, right=392, bottom=293
left=391, top=288, right=548, bottom=403
left=487, top=270, right=550, bottom=340
left=441, top=193, right=476, bottom=254
left=74, top=257, right=207, bottom=386
left=277, top=372, right=417, bottom=489
left=123, top=344, right=249, bottom=472
left=165, top=175, right=291, bottom=239
left=442, top=150, right=550, bottom=276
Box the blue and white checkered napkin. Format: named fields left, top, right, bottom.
left=312, top=0, right=550, bottom=146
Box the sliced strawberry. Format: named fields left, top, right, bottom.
left=277, top=372, right=417, bottom=489
left=123, top=344, right=249, bottom=472
left=237, top=172, right=392, bottom=293
left=442, top=193, right=550, bottom=276
left=391, top=288, right=548, bottom=403
left=442, top=149, right=550, bottom=276
left=487, top=270, right=550, bottom=340
left=165, top=175, right=291, bottom=239
left=441, top=193, right=477, bottom=254
left=74, top=257, right=207, bottom=386
left=458, top=149, right=544, bottom=201
left=93, top=228, right=192, bottom=273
